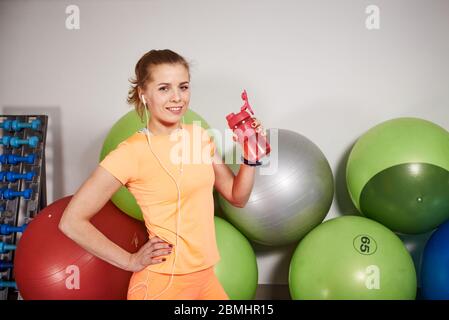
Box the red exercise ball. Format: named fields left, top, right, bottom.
left=14, top=196, right=148, bottom=300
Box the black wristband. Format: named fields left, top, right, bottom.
left=241, top=156, right=263, bottom=166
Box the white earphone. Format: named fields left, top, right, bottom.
left=128, top=94, right=184, bottom=299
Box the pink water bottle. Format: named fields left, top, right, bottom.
left=226, top=90, right=271, bottom=163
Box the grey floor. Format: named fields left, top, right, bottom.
left=254, top=284, right=291, bottom=300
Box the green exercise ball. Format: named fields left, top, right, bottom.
left=100, top=109, right=211, bottom=220
left=289, top=216, right=416, bottom=300
left=214, top=217, right=258, bottom=300
left=346, top=117, right=449, bottom=234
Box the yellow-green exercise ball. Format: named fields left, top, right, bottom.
left=289, top=216, right=417, bottom=300
left=214, top=216, right=258, bottom=299
left=346, top=117, right=449, bottom=234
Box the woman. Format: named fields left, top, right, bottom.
left=59, top=49, right=264, bottom=300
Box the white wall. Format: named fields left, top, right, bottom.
left=1, top=0, right=448, bottom=284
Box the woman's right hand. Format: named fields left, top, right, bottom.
left=126, top=236, right=173, bottom=272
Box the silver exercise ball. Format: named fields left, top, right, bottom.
left=218, top=128, right=334, bottom=246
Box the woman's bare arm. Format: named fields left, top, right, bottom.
left=58, top=165, right=135, bottom=270
left=212, top=152, right=256, bottom=208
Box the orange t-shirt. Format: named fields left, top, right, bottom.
left=99, top=123, right=220, bottom=274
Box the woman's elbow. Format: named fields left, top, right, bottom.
left=58, top=213, right=76, bottom=239
left=58, top=219, right=70, bottom=236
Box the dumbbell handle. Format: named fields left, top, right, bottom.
left=0, top=171, right=35, bottom=182
left=0, top=224, right=27, bottom=235
left=0, top=154, right=36, bottom=165
left=9, top=136, right=39, bottom=148
left=1, top=188, right=33, bottom=200
left=0, top=281, right=17, bottom=289
left=0, top=136, right=39, bottom=148
left=12, top=119, right=41, bottom=131
left=5, top=171, right=35, bottom=182
left=8, top=154, right=36, bottom=165
left=0, top=242, right=16, bottom=253
left=0, top=261, right=14, bottom=271
left=1, top=119, right=41, bottom=131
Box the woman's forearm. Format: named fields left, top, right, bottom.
left=59, top=217, right=133, bottom=271
left=232, top=164, right=256, bottom=207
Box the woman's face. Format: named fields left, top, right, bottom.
left=141, top=63, right=190, bottom=125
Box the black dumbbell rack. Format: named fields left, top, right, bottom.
left=0, top=115, right=48, bottom=300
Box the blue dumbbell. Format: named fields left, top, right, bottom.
left=9, top=136, right=39, bottom=148
left=5, top=171, right=35, bottom=183
left=11, top=119, right=41, bottom=131
left=0, top=224, right=27, bottom=236
left=1, top=119, right=41, bottom=131
left=2, top=154, right=35, bottom=165
left=0, top=242, right=16, bottom=253
left=0, top=136, right=11, bottom=146
left=1, top=136, right=39, bottom=148
left=0, top=120, right=12, bottom=130
left=0, top=281, right=17, bottom=289
left=0, top=205, right=5, bottom=213
left=0, top=261, right=13, bottom=272
left=0, top=171, right=31, bottom=182
left=1, top=188, right=33, bottom=200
